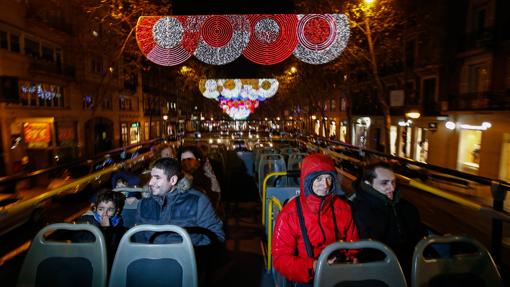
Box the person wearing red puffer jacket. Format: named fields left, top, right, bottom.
left=272, top=153, right=359, bottom=286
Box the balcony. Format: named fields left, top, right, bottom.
left=26, top=7, right=73, bottom=35
left=448, top=91, right=510, bottom=111
left=459, top=27, right=495, bottom=52
left=29, top=59, right=75, bottom=78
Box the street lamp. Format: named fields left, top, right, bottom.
left=405, top=111, right=421, bottom=119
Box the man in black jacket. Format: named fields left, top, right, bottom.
left=351, top=161, right=426, bottom=277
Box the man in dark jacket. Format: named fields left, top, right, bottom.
left=351, top=161, right=426, bottom=277
left=134, top=157, right=224, bottom=245
left=272, top=153, right=359, bottom=286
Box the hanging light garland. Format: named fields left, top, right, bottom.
left=199, top=78, right=279, bottom=120
left=136, top=13, right=350, bottom=66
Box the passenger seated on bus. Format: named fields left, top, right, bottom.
left=178, top=146, right=221, bottom=208
left=134, top=157, right=224, bottom=246
left=111, top=171, right=142, bottom=228
left=74, top=189, right=126, bottom=268
left=350, top=161, right=427, bottom=278
left=160, top=146, right=176, bottom=159
left=272, top=153, right=359, bottom=286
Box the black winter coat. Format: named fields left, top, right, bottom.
left=350, top=181, right=426, bottom=276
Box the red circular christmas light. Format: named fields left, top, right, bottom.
left=136, top=16, right=199, bottom=66
left=243, top=14, right=298, bottom=65
left=298, top=14, right=336, bottom=50
left=201, top=16, right=234, bottom=48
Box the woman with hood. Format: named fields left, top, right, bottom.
left=272, top=153, right=359, bottom=286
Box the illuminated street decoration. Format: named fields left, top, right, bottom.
left=136, top=14, right=349, bottom=66
left=199, top=78, right=279, bottom=120
left=194, top=15, right=250, bottom=65
left=21, top=81, right=62, bottom=100
left=293, top=14, right=350, bottom=64
left=242, top=14, right=298, bottom=65
left=136, top=16, right=200, bottom=66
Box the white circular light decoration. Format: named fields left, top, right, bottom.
left=194, top=15, right=250, bottom=65
left=153, top=17, right=184, bottom=48
left=218, top=79, right=242, bottom=99
left=199, top=79, right=220, bottom=99
left=257, top=78, right=279, bottom=99
left=240, top=84, right=258, bottom=100
left=293, top=14, right=350, bottom=65
left=225, top=106, right=252, bottom=120
left=254, top=18, right=280, bottom=44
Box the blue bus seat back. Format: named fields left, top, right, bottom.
left=17, top=223, right=108, bottom=287
left=264, top=187, right=299, bottom=232
left=236, top=151, right=255, bottom=177
left=412, top=234, right=503, bottom=287
left=258, top=154, right=286, bottom=192
left=314, top=240, right=407, bottom=287
left=108, top=224, right=198, bottom=287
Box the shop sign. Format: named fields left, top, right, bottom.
left=57, top=122, right=76, bottom=146
left=23, top=122, right=51, bottom=149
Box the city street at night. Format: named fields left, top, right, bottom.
left=1, top=0, right=510, bottom=286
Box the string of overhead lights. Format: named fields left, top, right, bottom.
left=136, top=14, right=350, bottom=66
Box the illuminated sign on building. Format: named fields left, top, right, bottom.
left=23, top=122, right=51, bottom=149
left=20, top=81, right=62, bottom=100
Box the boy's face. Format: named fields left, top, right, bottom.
left=116, top=179, right=127, bottom=188
left=96, top=201, right=117, bottom=218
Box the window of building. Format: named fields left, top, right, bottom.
left=121, top=123, right=128, bottom=145
left=405, top=81, right=418, bottom=104
left=405, top=39, right=416, bottom=68
left=91, top=57, right=104, bottom=74
left=0, top=30, right=7, bottom=49
left=468, top=63, right=489, bottom=94
left=25, top=38, right=40, bottom=58
left=10, top=34, right=20, bottom=53
left=42, top=46, right=54, bottom=61
left=83, top=95, right=94, bottom=109
left=330, top=99, right=336, bottom=111
left=472, top=6, right=487, bottom=35
left=144, top=121, right=150, bottom=141
left=457, top=129, right=482, bottom=175
left=102, top=95, right=112, bottom=110
left=119, top=96, right=132, bottom=111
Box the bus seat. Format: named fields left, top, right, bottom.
left=108, top=224, right=197, bottom=287
left=17, top=223, right=107, bottom=287
left=314, top=240, right=407, bottom=287
left=412, top=234, right=503, bottom=287
left=258, top=154, right=286, bottom=194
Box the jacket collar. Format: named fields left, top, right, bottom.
left=359, top=181, right=400, bottom=207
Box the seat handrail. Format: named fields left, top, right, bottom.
left=267, top=196, right=283, bottom=272
left=262, top=171, right=287, bottom=225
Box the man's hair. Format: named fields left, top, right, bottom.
left=362, top=161, right=394, bottom=184
left=152, top=157, right=180, bottom=180
left=94, top=189, right=126, bottom=212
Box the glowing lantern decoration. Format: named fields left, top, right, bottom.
left=199, top=78, right=278, bottom=120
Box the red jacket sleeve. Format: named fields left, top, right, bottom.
left=272, top=204, right=315, bottom=284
